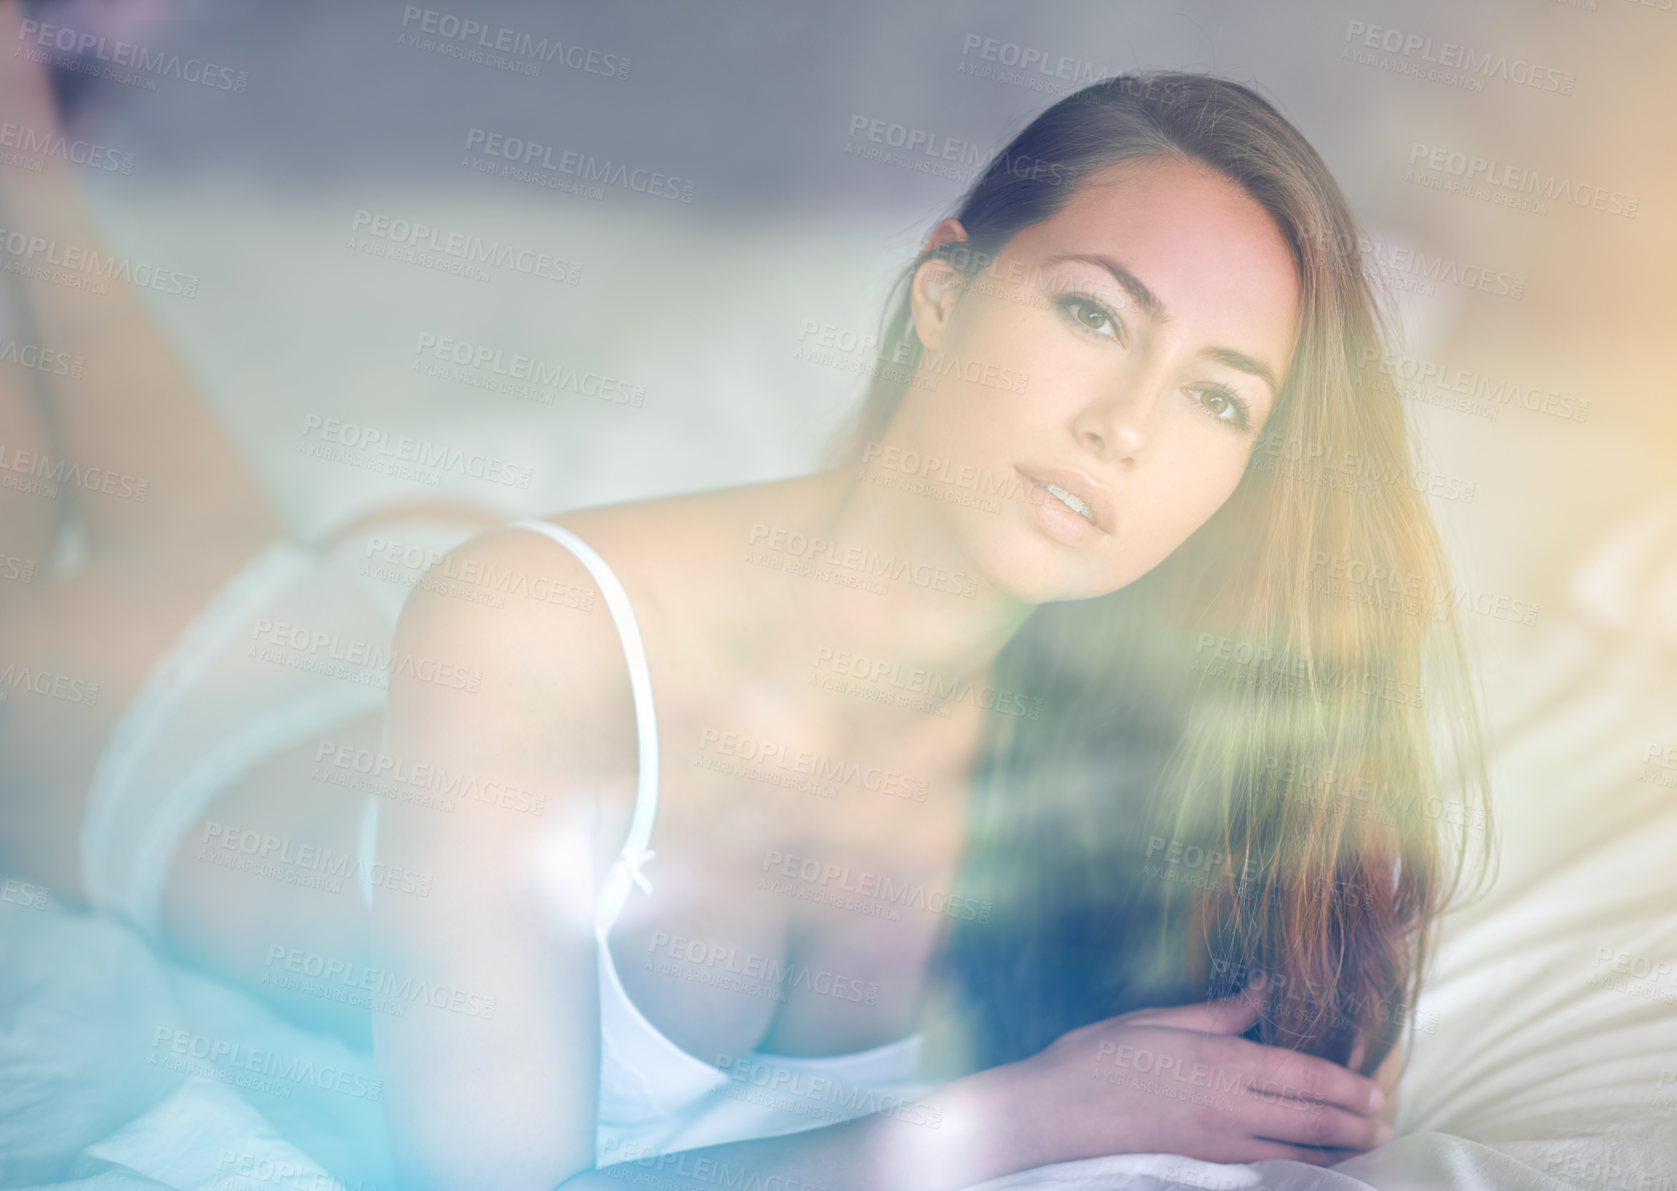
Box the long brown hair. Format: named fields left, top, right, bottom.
left=834, top=72, right=1493, bottom=1077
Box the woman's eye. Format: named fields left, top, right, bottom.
left=1190, top=384, right=1251, bottom=430
left=1056, top=295, right=1122, bottom=343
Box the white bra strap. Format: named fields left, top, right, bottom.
left=509, top=521, right=659, bottom=937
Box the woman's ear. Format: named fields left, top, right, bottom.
left=909, top=219, right=971, bottom=354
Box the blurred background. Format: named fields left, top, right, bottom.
left=26, top=0, right=1675, bottom=644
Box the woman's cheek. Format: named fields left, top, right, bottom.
left=1180, top=429, right=1252, bottom=503
left=1149, top=440, right=1247, bottom=548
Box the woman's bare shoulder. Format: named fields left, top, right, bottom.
left=385, top=520, right=640, bottom=760
left=390, top=474, right=830, bottom=715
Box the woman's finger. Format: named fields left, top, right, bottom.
left=1234, top=1037, right=1385, bottom=1115
left=1244, top=1095, right=1392, bottom=1152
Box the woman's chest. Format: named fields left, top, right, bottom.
left=598, top=694, right=979, bottom=1066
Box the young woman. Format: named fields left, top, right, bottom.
left=0, top=13, right=1486, bottom=1187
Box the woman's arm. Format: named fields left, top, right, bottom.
left=559, top=1065, right=1025, bottom=1191
left=559, top=991, right=1392, bottom=1191
left=373, top=528, right=625, bottom=1190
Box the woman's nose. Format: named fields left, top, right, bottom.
left=1074, top=376, right=1165, bottom=460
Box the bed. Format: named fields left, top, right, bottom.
left=2, top=167, right=1674, bottom=1190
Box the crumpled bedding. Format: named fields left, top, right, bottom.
left=0, top=898, right=396, bottom=1191
left=4, top=498, right=1675, bottom=1191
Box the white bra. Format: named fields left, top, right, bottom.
left=365, top=520, right=926, bottom=1164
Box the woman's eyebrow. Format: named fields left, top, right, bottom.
left=1045, top=252, right=1280, bottom=397
left=1043, top=253, right=1166, bottom=321
left=1203, top=346, right=1280, bottom=399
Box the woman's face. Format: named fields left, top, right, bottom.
left=899, top=155, right=1300, bottom=604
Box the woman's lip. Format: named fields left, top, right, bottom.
left=1017, top=466, right=1116, bottom=535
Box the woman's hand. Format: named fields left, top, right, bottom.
left=1003, top=980, right=1392, bottom=1169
